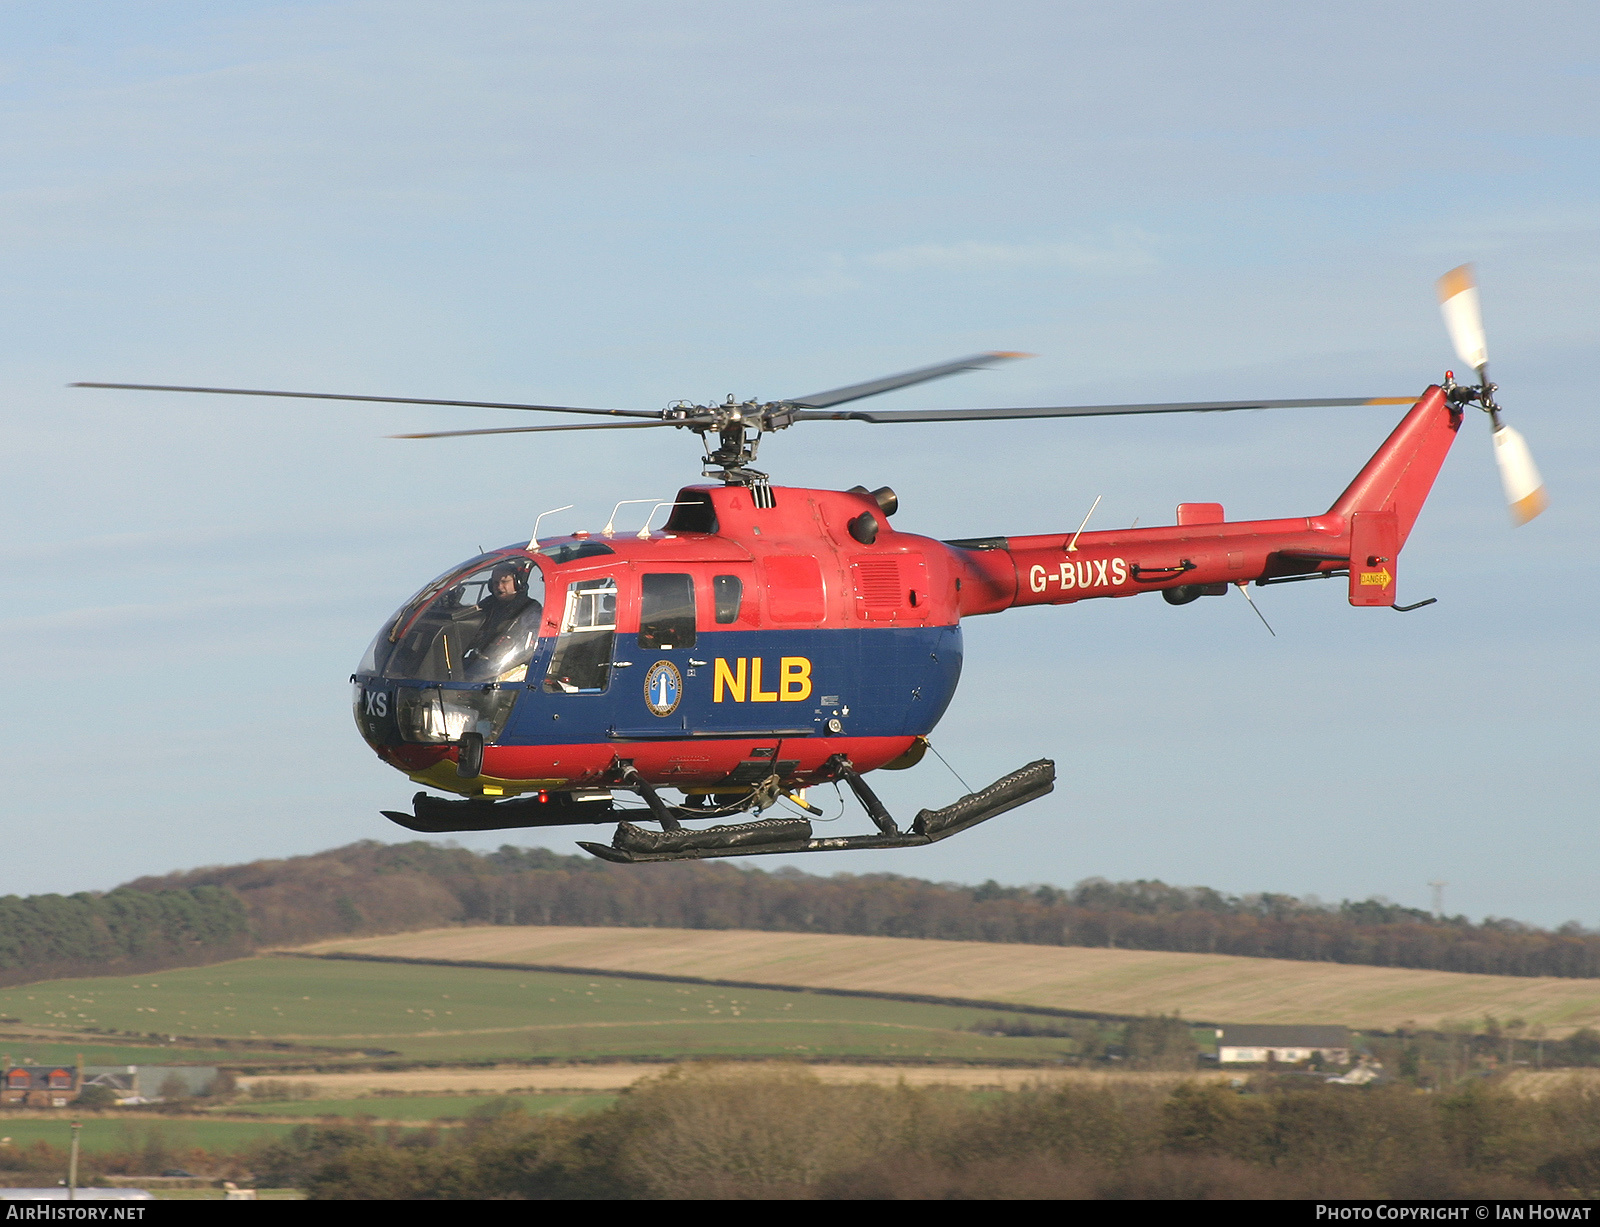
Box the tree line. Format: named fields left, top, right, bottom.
left=17, top=1064, right=1600, bottom=1198
left=0, top=886, right=251, bottom=988
left=4, top=839, right=1596, bottom=987
left=144, top=1067, right=1600, bottom=1197
left=111, top=839, right=1600, bottom=980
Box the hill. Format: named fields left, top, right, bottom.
left=7, top=839, right=1598, bottom=991
left=299, top=925, right=1600, bottom=1036
left=126, top=840, right=1600, bottom=979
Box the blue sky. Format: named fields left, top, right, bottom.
left=3, top=2, right=1596, bottom=924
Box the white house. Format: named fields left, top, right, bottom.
left=1215, top=1025, right=1351, bottom=1065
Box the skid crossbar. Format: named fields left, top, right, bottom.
left=579, top=759, right=1055, bottom=864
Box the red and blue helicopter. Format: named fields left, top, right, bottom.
left=78, top=267, right=1544, bottom=863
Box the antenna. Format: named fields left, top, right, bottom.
left=1429, top=879, right=1448, bottom=919
left=1066, top=495, right=1103, bottom=553
left=527, top=505, right=575, bottom=552
left=1235, top=581, right=1276, bottom=637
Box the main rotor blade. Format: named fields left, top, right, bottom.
left=793, top=395, right=1418, bottom=424
left=71, top=382, right=663, bottom=420
left=1437, top=265, right=1488, bottom=372
left=781, top=351, right=1032, bottom=410
left=392, top=419, right=692, bottom=439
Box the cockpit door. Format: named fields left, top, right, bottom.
left=541, top=577, right=619, bottom=694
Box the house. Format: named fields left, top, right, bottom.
left=1215, top=1025, right=1352, bottom=1065
left=0, top=1064, right=79, bottom=1108
left=80, top=1065, right=220, bottom=1103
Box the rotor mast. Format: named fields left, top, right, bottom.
left=683, top=397, right=772, bottom=487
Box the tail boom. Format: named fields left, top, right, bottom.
left=947, top=386, right=1462, bottom=614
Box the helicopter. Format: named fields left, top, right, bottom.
left=77, top=266, right=1544, bottom=864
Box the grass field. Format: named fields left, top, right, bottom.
left=0, top=1097, right=612, bottom=1159
left=0, top=1116, right=301, bottom=1154
left=7, top=922, right=1594, bottom=1078
left=301, top=925, right=1600, bottom=1036
left=227, top=1093, right=616, bottom=1120
left=0, top=957, right=1090, bottom=1064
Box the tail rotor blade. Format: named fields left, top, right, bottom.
left=1493, top=424, right=1548, bottom=526
left=1437, top=264, right=1489, bottom=373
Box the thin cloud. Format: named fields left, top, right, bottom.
left=762, top=229, right=1161, bottom=296
left=1, top=589, right=368, bottom=635
left=863, top=230, right=1161, bottom=274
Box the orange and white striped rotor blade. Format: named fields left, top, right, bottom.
left=1493, top=424, right=1548, bottom=526
left=1437, top=264, right=1488, bottom=372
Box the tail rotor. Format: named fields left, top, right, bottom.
left=1437, top=264, right=1548, bottom=526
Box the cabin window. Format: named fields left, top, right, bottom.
left=543, top=578, right=618, bottom=693
left=712, top=575, right=743, bottom=623
left=638, top=574, right=696, bottom=650
left=540, top=541, right=616, bottom=564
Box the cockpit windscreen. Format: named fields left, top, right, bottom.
left=375, top=555, right=546, bottom=683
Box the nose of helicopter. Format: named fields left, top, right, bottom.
left=351, top=546, right=546, bottom=753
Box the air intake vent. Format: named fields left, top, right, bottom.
left=852, top=558, right=901, bottom=607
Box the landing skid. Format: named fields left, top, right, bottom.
left=578, top=758, right=1055, bottom=864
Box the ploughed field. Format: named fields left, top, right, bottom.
left=301, top=925, right=1600, bottom=1036
left=0, top=956, right=1087, bottom=1064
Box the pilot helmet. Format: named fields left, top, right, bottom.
left=490, top=561, right=528, bottom=595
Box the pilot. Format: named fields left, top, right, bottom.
left=467, top=563, right=540, bottom=658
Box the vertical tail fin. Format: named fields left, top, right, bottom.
left=1328, top=386, right=1461, bottom=547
